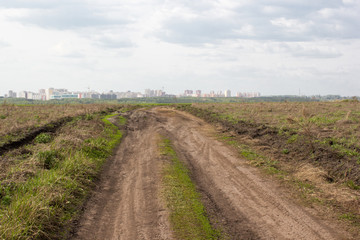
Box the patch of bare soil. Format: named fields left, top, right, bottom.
left=72, top=107, right=353, bottom=239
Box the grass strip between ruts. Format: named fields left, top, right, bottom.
left=159, top=137, right=220, bottom=240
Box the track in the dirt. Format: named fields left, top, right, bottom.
left=72, top=107, right=350, bottom=240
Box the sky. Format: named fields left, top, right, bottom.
left=0, top=0, right=359, bottom=96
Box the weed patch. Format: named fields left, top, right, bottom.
left=34, top=133, right=52, bottom=144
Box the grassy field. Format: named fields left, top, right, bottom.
left=191, top=101, right=360, bottom=147
left=0, top=104, right=138, bottom=239
left=0, top=104, right=123, bottom=147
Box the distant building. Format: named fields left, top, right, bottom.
left=100, top=94, right=117, bottom=100
left=184, top=90, right=193, bottom=96
left=91, top=94, right=100, bottom=99
left=8, top=90, right=16, bottom=98
left=144, top=89, right=165, bottom=97
left=18, top=91, right=27, bottom=99
left=236, top=92, right=261, bottom=98
left=225, top=90, right=231, bottom=97
left=155, top=89, right=163, bottom=97
left=195, top=90, right=201, bottom=97
left=50, top=93, right=82, bottom=100
left=45, top=88, right=54, bottom=100
left=27, top=92, right=44, bottom=100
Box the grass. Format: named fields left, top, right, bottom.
left=34, top=133, right=52, bottom=144
left=189, top=102, right=360, bottom=148
left=0, top=104, right=122, bottom=146
left=339, top=213, right=359, bottom=222
left=219, top=135, right=284, bottom=177
left=159, top=137, right=220, bottom=240
left=0, top=110, right=126, bottom=239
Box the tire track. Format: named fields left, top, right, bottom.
left=72, top=107, right=352, bottom=240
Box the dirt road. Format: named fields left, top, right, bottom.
left=72, top=107, right=351, bottom=239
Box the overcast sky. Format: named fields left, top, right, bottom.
left=1, top=0, right=359, bottom=96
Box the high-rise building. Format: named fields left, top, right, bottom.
left=225, top=90, right=231, bottom=97
left=184, top=90, right=193, bottom=96
left=45, top=88, right=54, bottom=100
left=8, top=90, right=16, bottom=98
left=18, top=91, right=27, bottom=99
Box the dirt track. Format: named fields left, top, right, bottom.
left=72, top=107, right=351, bottom=239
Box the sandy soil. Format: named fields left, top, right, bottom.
left=71, top=107, right=352, bottom=240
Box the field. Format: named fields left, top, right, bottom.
left=0, top=101, right=359, bottom=239
left=0, top=104, right=122, bottom=147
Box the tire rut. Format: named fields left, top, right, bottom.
left=72, top=107, right=352, bottom=240
left=72, top=110, right=172, bottom=240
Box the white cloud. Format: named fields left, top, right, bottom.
left=270, top=18, right=313, bottom=34
left=52, top=42, right=84, bottom=58
left=0, top=40, right=10, bottom=48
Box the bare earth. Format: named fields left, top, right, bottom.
left=72, top=107, right=352, bottom=240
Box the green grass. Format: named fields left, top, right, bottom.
left=339, top=213, right=360, bottom=224
left=0, top=113, right=124, bottom=239
left=159, top=138, right=220, bottom=240
left=346, top=180, right=360, bottom=190
left=34, top=133, right=52, bottom=144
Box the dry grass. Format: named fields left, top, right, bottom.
left=0, top=104, right=120, bottom=145
left=192, top=102, right=360, bottom=148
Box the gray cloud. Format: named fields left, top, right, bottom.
left=95, top=37, right=135, bottom=49
left=158, top=17, right=242, bottom=46
left=1, top=2, right=131, bottom=30
left=157, top=0, right=360, bottom=45
left=249, top=42, right=343, bottom=59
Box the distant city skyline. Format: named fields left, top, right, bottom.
left=3, top=86, right=360, bottom=99
left=1, top=87, right=264, bottom=100
left=0, top=1, right=359, bottom=96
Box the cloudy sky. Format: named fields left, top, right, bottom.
left=0, top=0, right=359, bottom=96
